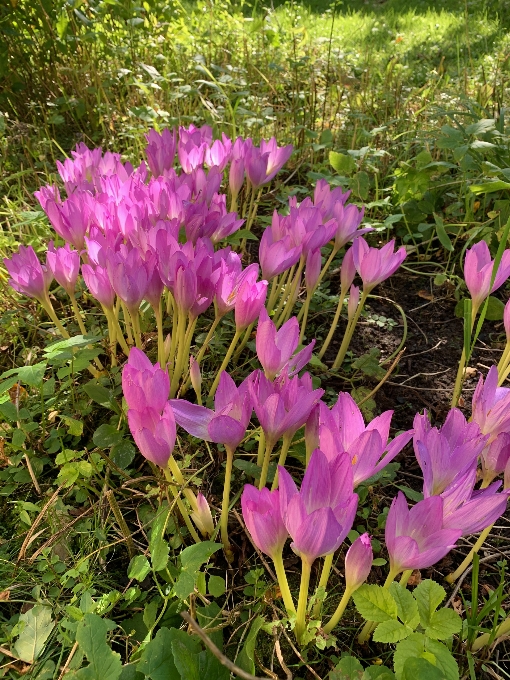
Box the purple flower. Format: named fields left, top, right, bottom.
left=385, top=493, right=461, bottom=576
left=215, top=260, right=259, bottom=318
left=250, top=370, right=324, bottom=449
left=278, top=449, right=358, bottom=564
left=82, top=264, right=116, bottom=310
left=234, top=278, right=268, bottom=331
left=464, top=241, right=510, bottom=312
left=351, top=237, right=407, bottom=292
left=313, top=179, right=351, bottom=220
left=319, top=392, right=413, bottom=487
left=43, top=193, right=93, bottom=250
left=205, top=134, right=232, bottom=171
left=145, top=128, right=177, bottom=177
left=245, top=139, right=293, bottom=188
left=472, top=366, right=510, bottom=439
left=413, top=409, right=487, bottom=497
left=46, top=243, right=80, bottom=296
left=345, top=533, right=373, bottom=590
left=122, top=347, right=170, bottom=412
left=256, top=309, right=314, bottom=380
left=241, top=485, right=289, bottom=558
left=331, top=202, right=369, bottom=251
left=127, top=403, right=176, bottom=468
left=481, top=433, right=510, bottom=485
left=4, top=245, right=53, bottom=303
left=170, top=371, right=252, bottom=451
left=305, top=248, right=322, bottom=293
left=441, top=467, right=510, bottom=536
left=259, top=219, right=302, bottom=280
left=105, top=245, right=152, bottom=314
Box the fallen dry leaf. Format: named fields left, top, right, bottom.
left=417, top=290, right=434, bottom=301
left=0, top=590, right=10, bottom=601
left=407, top=570, right=422, bottom=586
left=464, top=367, right=477, bottom=378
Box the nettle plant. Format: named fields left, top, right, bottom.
left=3, top=126, right=510, bottom=679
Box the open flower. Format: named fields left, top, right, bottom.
left=464, top=241, right=510, bottom=313
left=241, top=486, right=289, bottom=559
left=256, top=309, right=314, bottom=380
left=278, top=449, right=358, bottom=564
left=4, top=245, right=53, bottom=303
left=351, top=237, right=406, bottom=292
left=127, top=403, right=176, bottom=468
left=122, top=347, right=170, bottom=413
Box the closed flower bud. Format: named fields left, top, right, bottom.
left=192, top=493, right=215, bottom=537
left=345, top=533, right=373, bottom=591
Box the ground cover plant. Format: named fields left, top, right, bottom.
left=2, top=1, right=510, bottom=679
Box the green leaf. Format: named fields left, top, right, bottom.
left=350, top=171, right=370, bottom=200
left=433, top=214, right=454, bottom=252
left=329, top=151, right=357, bottom=176
left=414, top=580, right=446, bottom=628
left=127, top=555, right=151, bottom=582
left=401, top=658, right=445, bottom=680
left=233, top=459, right=261, bottom=477
left=137, top=627, right=197, bottom=679
left=174, top=542, right=222, bottom=599
left=393, top=633, right=459, bottom=680
left=352, top=348, right=386, bottom=379
left=208, top=575, right=226, bottom=598
left=44, top=335, right=100, bottom=356
left=73, top=613, right=122, bottom=680
left=236, top=616, right=265, bottom=674
left=363, top=667, right=396, bottom=679
left=469, top=180, right=510, bottom=195
left=84, top=382, right=113, bottom=407
left=394, top=485, right=423, bottom=503
left=465, top=119, right=496, bottom=135
left=484, top=295, right=505, bottom=321
left=61, top=416, right=84, bottom=437
left=93, top=424, right=123, bottom=449
left=373, top=619, right=413, bottom=643
left=14, top=605, right=54, bottom=663
left=171, top=639, right=200, bottom=680
left=330, top=655, right=364, bottom=678
left=352, top=584, right=398, bottom=623
left=389, top=583, right=419, bottom=628
left=149, top=505, right=170, bottom=572
left=111, top=440, right=136, bottom=469
left=424, top=608, right=462, bottom=640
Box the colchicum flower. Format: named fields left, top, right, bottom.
left=464, top=241, right=510, bottom=313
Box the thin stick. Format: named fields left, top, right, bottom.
left=181, top=612, right=270, bottom=680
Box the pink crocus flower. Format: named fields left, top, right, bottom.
left=127, top=403, right=176, bottom=468
left=145, top=128, right=177, bottom=177
left=259, top=219, right=302, bottom=280
left=82, top=264, right=116, bottom=310
left=304, top=248, right=322, bottom=293
left=241, top=486, right=289, bottom=559
left=122, top=347, right=170, bottom=413
left=4, top=245, right=53, bottom=303
left=345, top=533, right=373, bottom=591
left=43, top=192, right=93, bottom=250
left=441, top=467, right=510, bottom=536
left=480, top=433, right=510, bottom=486
left=385, top=492, right=462, bottom=577
left=504, top=298, right=510, bottom=343
left=319, top=392, right=413, bottom=487
left=278, top=449, right=358, bottom=564
left=256, top=309, right=314, bottom=380
left=413, top=409, right=487, bottom=497
left=313, top=179, right=351, bottom=220
left=46, top=243, right=80, bottom=296
left=234, top=278, right=268, bottom=331
left=472, top=366, right=510, bottom=439
left=351, top=236, right=407, bottom=292
left=464, top=241, right=510, bottom=312
left=245, top=139, right=293, bottom=188
left=205, top=134, right=232, bottom=172
left=170, top=371, right=252, bottom=451
left=105, top=245, right=152, bottom=315
left=331, top=202, right=370, bottom=251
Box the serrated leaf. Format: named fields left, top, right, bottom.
left=401, top=658, right=445, bottom=680
left=425, top=608, right=462, bottom=640
left=352, top=348, right=386, bottom=379
left=236, top=616, right=264, bottom=674
left=13, top=605, right=54, bottom=663
left=414, top=580, right=446, bottom=628
left=389, top=583, right=419, bottom=628
left=172, top=639, right=200, bottom=680
left=73, top=613, right=122, bottom=680
left=127, top=555, right=151, bottom=582
left=373, top=619, right=413, bottom=643
left=352, top=584, right=398, bottom=623
left=393, top=633, right=459, bottom=680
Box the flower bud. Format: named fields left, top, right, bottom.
left=344, top=533, right=373, bottom=591
left=347, top=285, right=360, bottom=321
left=190, top=355, right=202, bottom=404
left=192, top=492, right=215, bottom=537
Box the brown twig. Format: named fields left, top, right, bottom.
left=279, top=623, right=323, bottom=680
left=274, top=632, right=293, bottom=680
left=181, top=612, right=271, bottom=680
left=17, top=485, right=63, bottom=562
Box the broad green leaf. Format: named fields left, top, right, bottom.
left=329, top=151, right=357, bottom=176
left=424, top=608, right=462, bottom=640
left=401, top=658, right=445, bottom=680
left=137, top=627, right=199, bottom=679
left=469, top=180, right=510, bottom=195
left=373, top=619, right=413, bottom=643
left=111, top=440, right=136, bottom=469
left=196, top=602, right=223, bottom=649
left=352, top=584, right=398, bottom=623
left=93, top=424, right=124, bottom=449
left=465, top=119, right=496, bottom=135
left=363, top=667, right=396, bottom=679
left=414, top=580, right=446, bottom=628
left=73, top=613, right=122, bottom=680
left=127, top=555, right=151, bottom=582
left=118, top=664, right=144, bottom=680
left=393, top=633, right=459, bottom=680
left=14, top=605, right=54, bottom=663
left=329, top=655, right=364, bottom=679
left=149, top=505, right=170, bottom=572
left=83, top=382, right=112, bottom=407
left=484, top=296, right=505, bottom=321
left=389, top=583, right=419, bottom=628
left=236, top=616, right=265, bottom=674
left=61, top=416, right=84, bottom=437
left=44, top=335, right=100, bottom=356
left=197, top=648, right=230, bottom=680
left=433, top=214, right=454, bottom=252
left=350, top=171, right=370, bottom=200
left=171, top=639, right=200, bottom=680
left=208, top=575, right=226, bottom=598
left=174, top=542, right=221, bottom=599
